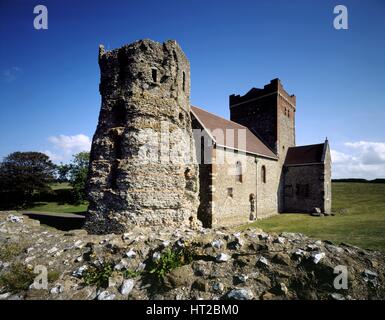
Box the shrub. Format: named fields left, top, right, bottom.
left=149, top=245, right=197, bottom=279
left=123, top=269, right=141, bottom=279
left=82, top=261, right=115, bottom=288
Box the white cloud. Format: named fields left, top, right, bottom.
left=331, top=141, right=385, bottom=179
left=330, top=149, right=354, bottom=164
left=43, top=150, right=64, bottom=162
left=3, top=67, right=22, bottom=82
left=344, top=141, right=385, bottom=165
left=45, top=134, right=91, bottom=163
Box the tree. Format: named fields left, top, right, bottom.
left=56, top=163, right=71, bottom=182
left=0, top=152, right=55, bottom=208
left=68, top=152, right=90, bottom=204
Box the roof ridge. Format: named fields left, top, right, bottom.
left=191, top=105, right=277, bottom=160
left=191, top=105, right=249, bottom=130
left=289, top=142, right=325, bottom=149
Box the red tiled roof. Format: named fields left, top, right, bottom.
left=191, top=106, right=277, bottom=159
left=284, top=143, right=325, bottom=165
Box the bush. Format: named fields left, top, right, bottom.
left=149, top=245, right=197, bottom=279
left=82, top=261, right=115, bottom=288
left=123, top=269, right=141, bottom=279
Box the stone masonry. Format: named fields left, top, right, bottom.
left=84, top=39, right=331, bottom=233
left=84, top=40, right=199, bottom=234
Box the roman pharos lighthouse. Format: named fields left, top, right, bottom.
left=84, top=39, right=199, bottom=234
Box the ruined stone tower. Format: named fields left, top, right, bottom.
left=84, top=39, right=199, bottom=234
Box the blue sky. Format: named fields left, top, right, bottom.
left=0, top=0, right=385, bottom=178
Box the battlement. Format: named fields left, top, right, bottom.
left=229, top=78, right=296, bottom=156
left=230, top=78, right=296, bottom=108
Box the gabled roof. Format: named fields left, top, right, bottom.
left=284, top=143, right=326, bottom=166
left=191, top=106, right=277, bottom=159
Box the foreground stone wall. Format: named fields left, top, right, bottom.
left=84, top=40, right=199, bottom=234
left=1, top=212, right=384, bottom=300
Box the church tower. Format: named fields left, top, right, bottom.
left=229, top=78, right=296, bottom=162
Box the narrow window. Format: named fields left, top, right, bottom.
left=285, top=185, right=293, bottom=197
left=152, top=68, right=157, bottom=82
left=112, top=100, right=126, bottom=127
left=235, top=161, right=242, bottom=183
left=261, top=165, right=266, bottom=183
left=182, top=71, right=186, bottom=92
left=296, top=184, right=310, bottom=198
left=296, top=184, right=300, bottom=196
left=113, top=133, right=123, bottom=159
left=200, top=136, right=205, bottom=165
left=227, top=188, right=233, bottom=198
left=118, top=49, right=128, bottom=81
left=109, top=161, right=118, bottom=190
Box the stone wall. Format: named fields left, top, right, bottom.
left=277, top=87, right=295, bottom=212
left=276, top=86, right=295, bottom=163
left=84, top=39, right=199, bottom=234
left=323, top=142, right=332, bottom=214
left=284, top=164, right=326, bottom=212
left=229, top=79, right=296, bottom=213
left=211, top=147, right=279, bottom=227
left=2, top=212, right=385, bottom=300
left=230, top=83, right=278, bottom=153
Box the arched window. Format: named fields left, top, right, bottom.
left=261, top=165, right=266, bottom=183
left=235, top=161, right=242, bottom=183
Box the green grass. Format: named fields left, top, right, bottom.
left=25, top=182, right=87, bottom=214
left=50, top=182, right=72, bottom=190
left=242, top=182, right=385, bottom=251
left=21, top=182, right=385, bottom=251
left=0, top=263, right=35, bottom=292
left=26, top=201, right=87, bottom=214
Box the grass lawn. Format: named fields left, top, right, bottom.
left=241, top=182, right=385, bottom=251
left=50, top=182, right=72, bottom=190
left=23, top=182, right=385, bottom=251
left=26, top=202, right=88, bottom=214
left=25, top=182, right=88, bottom=214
